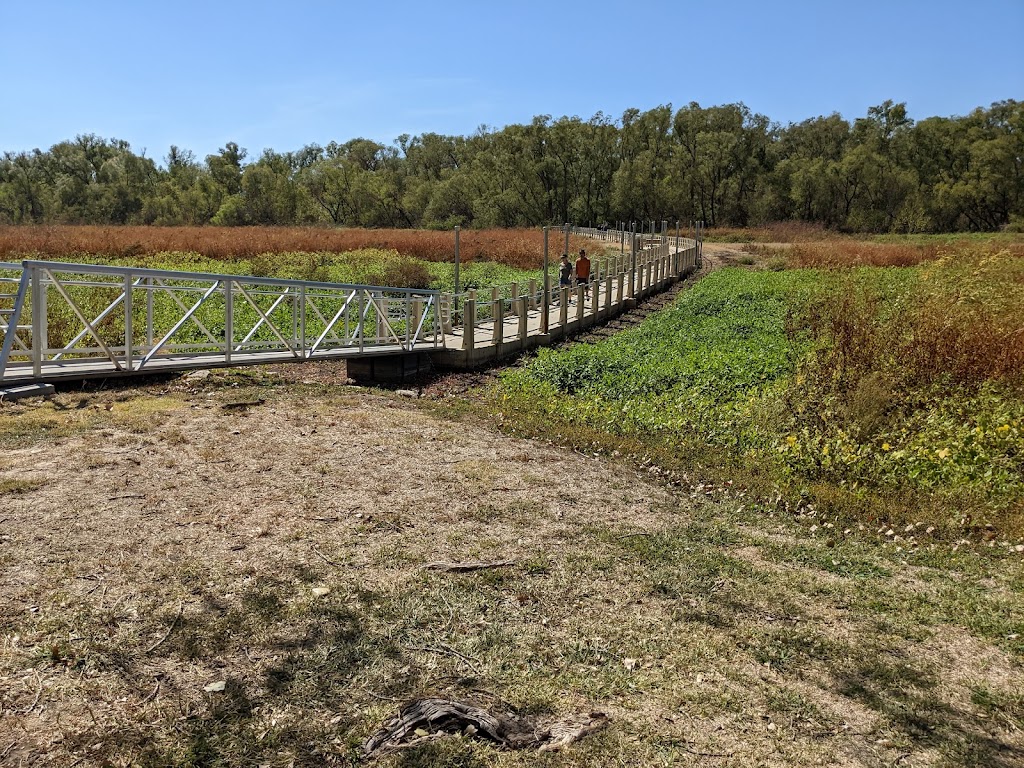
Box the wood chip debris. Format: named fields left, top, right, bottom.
left=363, top=697, right=608, bottom=757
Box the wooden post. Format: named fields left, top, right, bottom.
left=541, top=227, right=550, bottom=334
left=492, top=293, right=502, bottom=346
left=576, top=285, right=585, bottom=325
left=629, top=230, right=636, bottom=299
left=636, top=248, right=644, bottom=296
left=518, top=297, right=528, bottom=347
left=604, top=267, right=612, bottom=316
left=412, top=298, right=423, bottom=342
left=462, top=294, right=475, bottom=351
left=559, top=287, right=569, bottom=328
left=590, top=280, right=599, bottom=322
left=454, top=226, right=461, bottom=297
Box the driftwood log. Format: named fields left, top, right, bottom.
left=363, top=697, right=608, bottom=757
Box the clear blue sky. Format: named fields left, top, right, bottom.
left=3, top=0, right=1022, bottom=164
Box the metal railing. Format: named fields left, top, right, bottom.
left=0, top=260, right=443, bottom=383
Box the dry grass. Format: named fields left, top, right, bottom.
left=786, top=240, right=1024, bottom=268
left=0, top=372, right=1021, bottom=767
left=0, top=226, right=593, bottom=271
left=796, top=251, right=1024, bottom=389
left=705, top=222, right=841, bottom=244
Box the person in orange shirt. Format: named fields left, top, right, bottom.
left=574, top=248, right=591, bottom=287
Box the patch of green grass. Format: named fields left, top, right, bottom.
left=0, top=478, right=41, bottom=494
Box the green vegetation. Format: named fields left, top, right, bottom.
left=501, top=250, right=1024, bottom=533
left=16, top=248, right=540, bottom=292
left=2, top=99, right=1021, bottom=232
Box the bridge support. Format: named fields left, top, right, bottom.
left=347, top=352, right=433, bottom=385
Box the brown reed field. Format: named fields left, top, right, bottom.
left=0, top=226, right=593, bottom=270
left=785, top=240, right=1024, bottom=267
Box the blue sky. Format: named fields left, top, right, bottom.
left=2, top=0, right=1022, bottom=164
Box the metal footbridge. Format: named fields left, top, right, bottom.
left=0, top=226, right=700, bottom=386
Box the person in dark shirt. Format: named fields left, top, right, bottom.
left=559, top=254, right=573, bottom=287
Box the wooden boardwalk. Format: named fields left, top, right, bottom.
left=434, top=235, right=697, bottom=368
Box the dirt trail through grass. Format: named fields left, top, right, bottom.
left=1, top=376, right=1021, bottom=767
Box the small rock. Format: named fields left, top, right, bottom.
left=395, top=389, right=418, bottom=398
left=204, top=680, right=226, bottom=692
left=312, top=586, right=331, bottom=597
left=186, top=369, right=211, bottom=381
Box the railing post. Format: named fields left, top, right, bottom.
left=541, top=227, right=550, bottom=334
left=604, top=267, right=612, bottom=316
left=454, top=226, right=461, bottom=297
left=358, top=290, right=365, bottom=353
left=629, top=232, right=637, bottom=299
left=124, top=274, right=133, bottom=370
left=442, top=294, right=453, bottom=334
left=31, top=267, right=44, bottom=377
left=299, top=286, right=306, bottom=357
left=411, top=297, right=422, bottom=347
left=224, top=279, right=233, bottom=364
left=143, top=276, right=153, bottom=353
left=559, top=287, right=569, bottom=328
left=462, top=295, right=475, bottom=352
left=518, top=297, right=528, bottom=346
left=492, top=294, right=502, bottom=346
left=576, top=285, right=585, bottom=325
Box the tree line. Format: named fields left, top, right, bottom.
left=1, top=100, right=1020, bottom=233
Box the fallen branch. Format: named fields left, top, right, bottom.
left=423, top=560, right=515, bottom=573
left=141, top=679, right=161, bottom=704
left=221, top=399, right=265, bottom=410
left=312, top=545, right=341, bottom=566
left=144, top=603, right=184, bottom=654
left=17, top=673, right=42, bottom=715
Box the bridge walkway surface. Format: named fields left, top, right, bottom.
left=0, top=226, right=700, bottom=389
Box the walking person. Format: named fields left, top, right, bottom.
left=557, top=254, right=573, bottom=304
left=559, top=254, right=573, bottom=288
left=575, top=249, right=591, bottom=287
